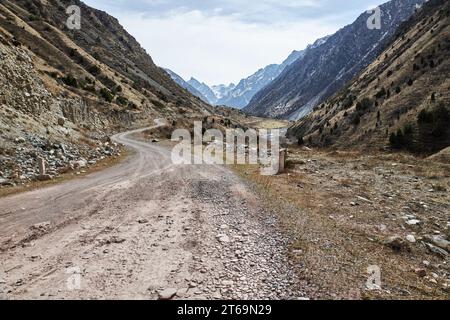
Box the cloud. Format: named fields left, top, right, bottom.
left=83, top=0, right=388, bottom=84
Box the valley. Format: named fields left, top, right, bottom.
left=0, top=0, right=449, bottom=302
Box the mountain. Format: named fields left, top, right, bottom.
left=215, top=50, right=304, bottom=109
left=211, top=83, right=236, bottom=101
left=245, top=0, right=427, bottom=120
left=0, top=0, right=213, bottom=185
left=164, top=68, right=209, bottom=102
left=168, top=39, right=328, bottom=110
left=187, top=78, right=218, bottom=104
left=289, top=0, right=450, bottom=154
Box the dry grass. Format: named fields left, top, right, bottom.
left=232, top=148, right=450, bottom=300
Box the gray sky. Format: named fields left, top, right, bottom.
left=83, top=0, right=388, bottom=85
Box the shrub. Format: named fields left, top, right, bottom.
left=356, top=98, right=373, bottom=112
left=375, top=87, right=386, bottom=99
left=351, top=113, right=361, bottom=126
left=418, top=104, right=450, bottom=137
left=116, top=96, right=128, bottom=106
left=61, top=75, right=78, bottom=88
left=390, top=124, right=414, bottom=149
left=99, top=88, right=114, bottom=102
left=418, top=109, right=433, bottom=124
left=151, top=99, right=165, bottom=109
left=84, top=85, right=96, bottom=94
left=341, top=94, right=356, bottom=108
left=88, top=65, right=101, bottom=76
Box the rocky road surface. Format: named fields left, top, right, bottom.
left=0, top=121, right=301, bottom=300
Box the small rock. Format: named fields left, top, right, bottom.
left=137, top=218, right=149, bottom=224
left=221, top=280, right=234, bottom=286
left=415, top=268, right=426, bottom=278
left=217, top=234, right=230, bottom=243
left=406, top=219, right=421, bottom=226
left=430, top=235, right=450, bottom=252
left=384, top=236, right=410, bottom=252
left=406, top=235, right=416, bottom=243
left=57, top=117, right=65, bottom=126
left=110, top=236, right=126, bottom=244
left=158, top=288, right=177, bottom=300
left=356, top=196, right=372, bottom=204
left=425, top=243, right=448, bottom=258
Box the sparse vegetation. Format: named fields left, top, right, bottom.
left=99, top=88, right=114, bottom=102
left=61, top=75, right=78, bottom=88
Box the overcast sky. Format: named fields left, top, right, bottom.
left=83, top=0, right=387, bottom=86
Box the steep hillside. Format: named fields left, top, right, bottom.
left=0, top=0, right=212, bottom=187
left=245, top=0, right=425, bottom=120
left=289, top=0, right=450, bottom=155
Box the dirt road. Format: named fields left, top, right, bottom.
left=0, top=121, right=301, bottom=300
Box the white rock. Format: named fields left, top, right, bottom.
left=158, top=288, right=177, bottom=300
left=406, top=235, right=416, bottom=243
left=406, top=219, right=421, bottom=226
left=217, top=234, right=230, bottom=243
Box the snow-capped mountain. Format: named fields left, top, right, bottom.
left=164, top=36, right=330, bottom=108
left=215, top=49, right=308, bottom=109
left=244, top=0, right=426, bottom=120
left=187, top=78, right=218, bottom=104
left=164, top=69, right=209, bottom=102
left=211, top=83, right=236, bottom=100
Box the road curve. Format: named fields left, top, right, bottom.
left=0, top=121, right=301, bottom=300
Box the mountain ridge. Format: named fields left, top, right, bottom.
left=244, top=0, right=427, bottom=120
left=288, top=0, right=450, bottom=154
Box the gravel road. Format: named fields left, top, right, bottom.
left=0, top=122, right=301, bottom=300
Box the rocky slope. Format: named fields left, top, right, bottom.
left=245, top=0, right=426, bottom=120
left=0, top=0, right=212, bottom=187
left=289, top=0, right=450, bottom=154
